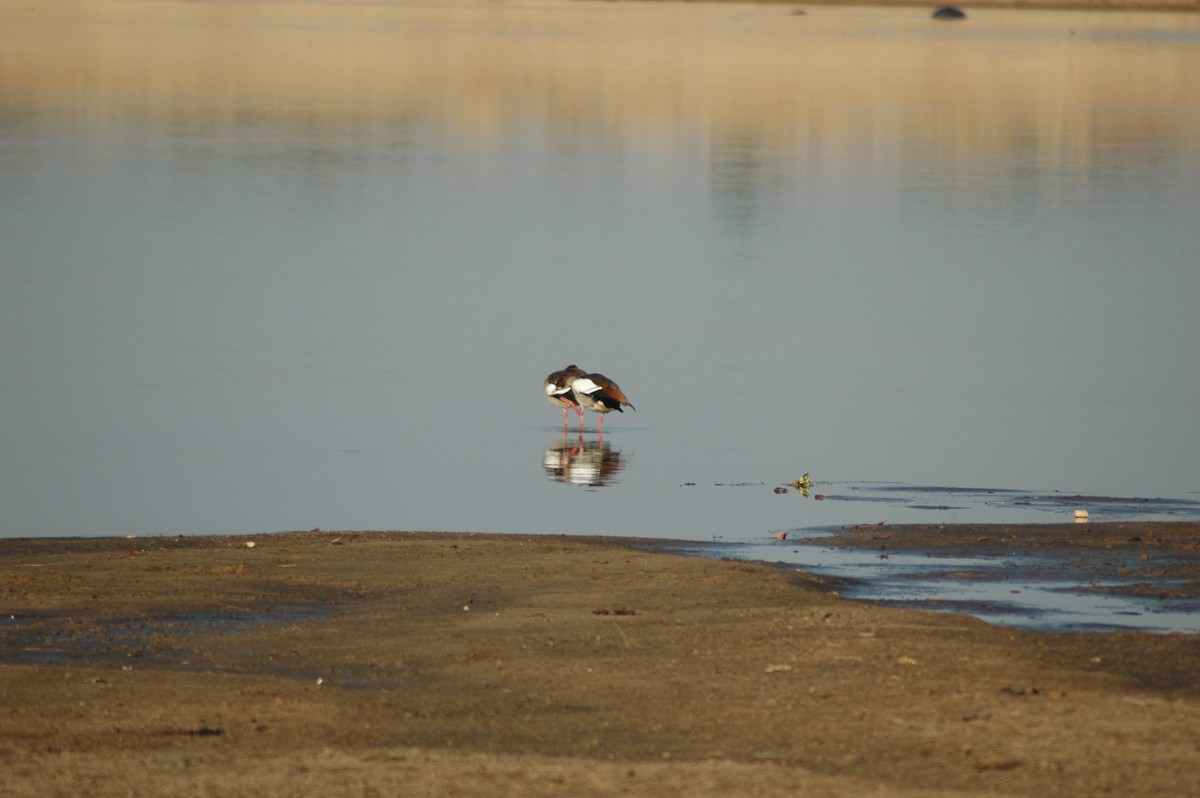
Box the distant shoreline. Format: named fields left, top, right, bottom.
left=624, top=0, right=1200, bottom=14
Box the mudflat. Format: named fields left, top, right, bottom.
left=2, top=528, right=1198, bottom=797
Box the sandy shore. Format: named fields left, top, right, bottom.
left=3, top=527, right=1198, bottom=797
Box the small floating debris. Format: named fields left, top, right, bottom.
left=167, top=726, right=224, bottom=737
left=789, top=473, right=812, bottom=497
left=931, top=6, right=967, bottom=19
left=1001, top=684, right=1041, bottom=697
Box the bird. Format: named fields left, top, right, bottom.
left=570, top=371, right=635, bottom=432
left=544, top=364, right=587, bottom=428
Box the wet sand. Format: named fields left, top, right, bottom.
left=3, top=527, right=1198, bottom=796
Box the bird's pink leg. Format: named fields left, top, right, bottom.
left=597, top=414, right=605, bottom=433
left=562, top=408, right=570, bottom=426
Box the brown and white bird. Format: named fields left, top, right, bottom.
left=544, top=364, right=587, bottom=428
left=570, top=372, right=635, bottom=432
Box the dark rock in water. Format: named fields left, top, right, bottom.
left=931, top=6, right=967, bottom=19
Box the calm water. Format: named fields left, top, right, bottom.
left=3, top=0, right=1200, bottom=548
left=690, top=533, right=1200, bottom=633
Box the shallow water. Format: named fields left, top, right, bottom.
left=1, top=605, right=332, bottom=673
left=3, top=0, right=1199, bottom=556
left=693, top=534, right=1200, bottom=633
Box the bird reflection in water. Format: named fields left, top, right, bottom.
left=542, top=431, right=625, bottom=487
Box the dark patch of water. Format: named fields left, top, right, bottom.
left=814, top=483, right=1200, bottom=522
left=0, top=605, right=331, bottom=668
left=674, top=529, right=1200, bottom=634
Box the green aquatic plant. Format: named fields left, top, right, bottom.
left=789, top=473, right=812, bottom=497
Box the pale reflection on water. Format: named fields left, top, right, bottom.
left=542, top=433, right=627, bottom=488
left=2, top=0, right=1199, bottom=545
